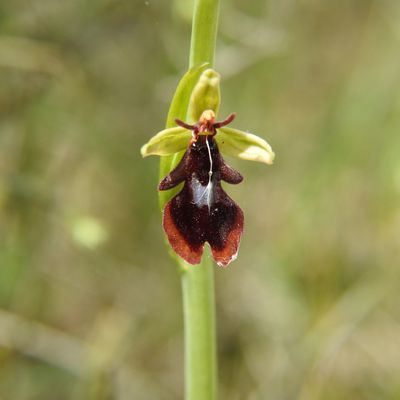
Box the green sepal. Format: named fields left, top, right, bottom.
left=217, top=127, right=275, bottom=165
left=187, top=69, right=221, bottom=122
left=141, top=127, right=190, bottom=157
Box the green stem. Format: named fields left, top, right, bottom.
left=189, top=0, right=220, bottom=68
left=159, top=0, right=220, bottom=399
left=184, top=2, right=220, bottom=399
left=182, top=256, right=216, bottom=400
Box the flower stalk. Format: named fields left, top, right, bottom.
left=181, top=0, right=219, bottom=397
left=160, top=1, right=220, bottom=399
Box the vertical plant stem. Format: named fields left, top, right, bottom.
left=182, top=257, right=216, bottom=400
left=184, top=2, right=220, bottom=399
left=189, top=0, right=220, bottom=68
left=160, top=0, right=220, bottom=399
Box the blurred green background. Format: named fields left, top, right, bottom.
left=1, top=0, right=400, bottom=399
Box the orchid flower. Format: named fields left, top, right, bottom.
left=141, top=69, right=274, bottom=266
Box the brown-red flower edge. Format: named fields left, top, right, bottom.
left=159, top=110, right=244, bottom=267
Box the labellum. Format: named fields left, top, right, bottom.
left=159, top=110, right=243, bottom=267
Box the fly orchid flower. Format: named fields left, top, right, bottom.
left=141, top=69, right=274, bottom=267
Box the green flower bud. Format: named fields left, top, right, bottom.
left=187, top=69, right=221, bottom=122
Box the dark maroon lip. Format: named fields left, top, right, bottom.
left=159, top=135, right=244, bottom=267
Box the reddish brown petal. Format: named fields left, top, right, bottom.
left=220, top=162, right=243, bottom=184
left=207, top=187, right=244, bottom=267
left=163, top=198, right=204, bottom=265
left=209, top=214, right=244, bottom=266
left=159, top=153, right=188, bottom=191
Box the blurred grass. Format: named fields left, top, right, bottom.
left=1, top=0, right=400, bottom=399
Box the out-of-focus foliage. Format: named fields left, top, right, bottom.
left=1, top=0, right=400, bottom=399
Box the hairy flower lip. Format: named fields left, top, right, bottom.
left=159, top=134, right=244, bottom=267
